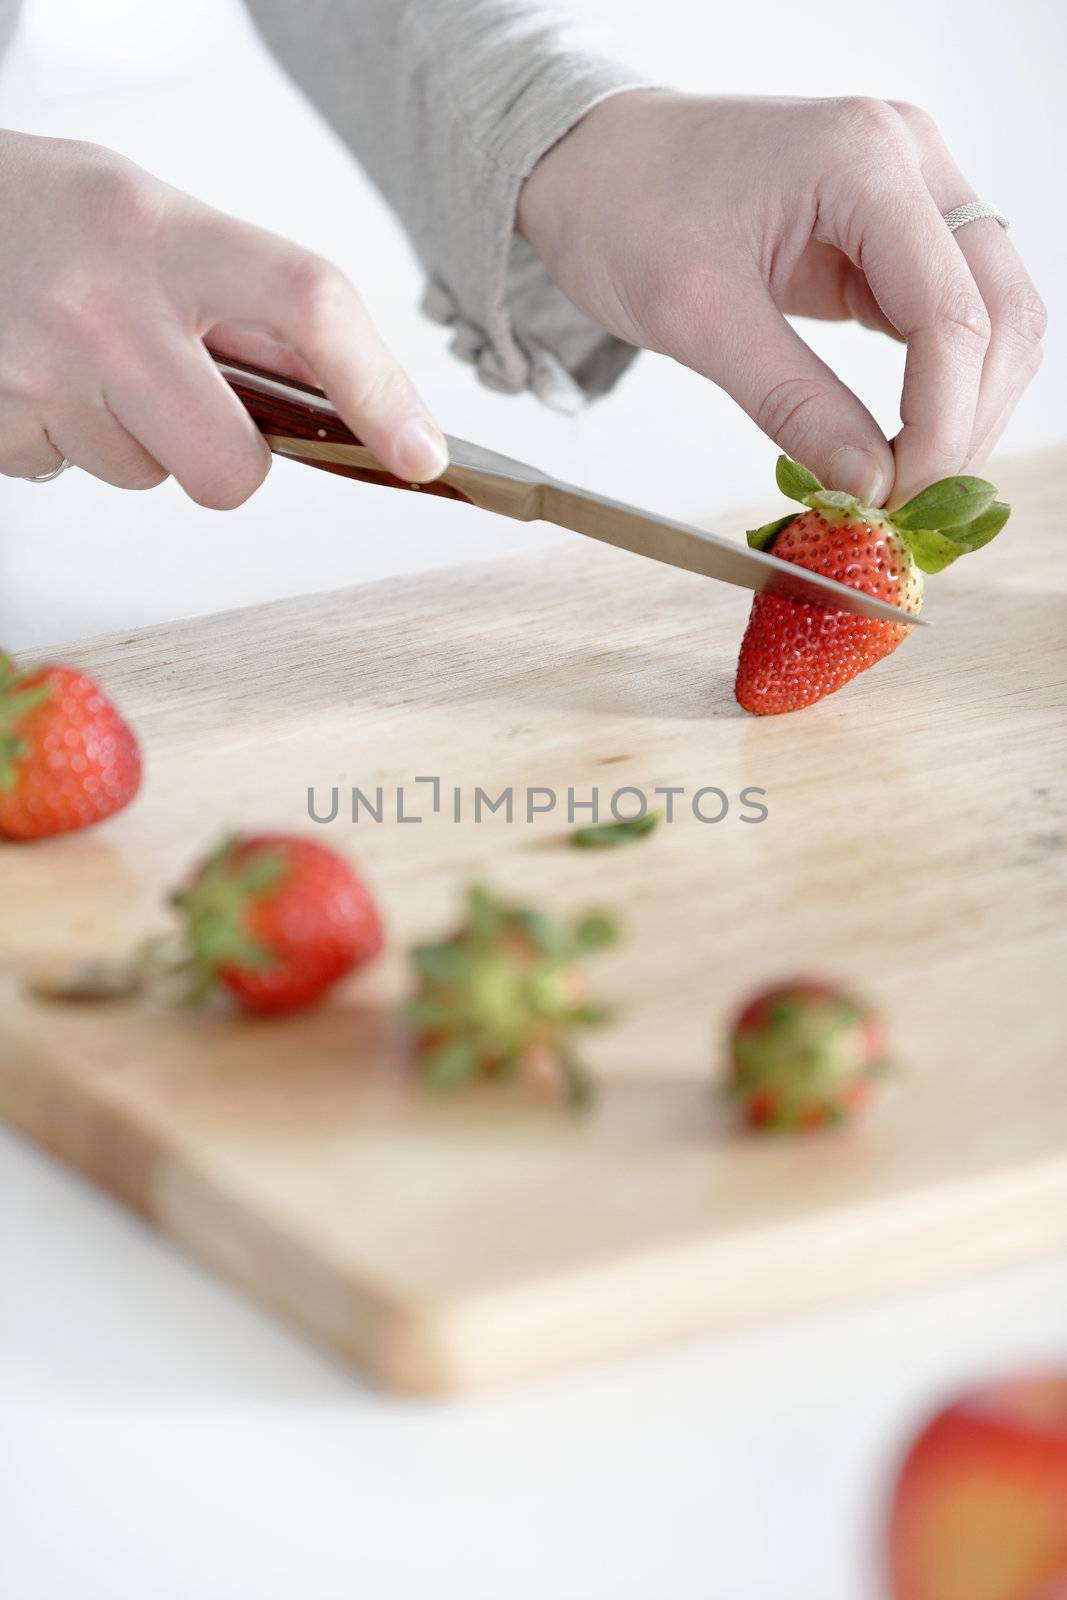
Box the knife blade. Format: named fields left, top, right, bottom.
left=216, top=356, right=924, bottom=629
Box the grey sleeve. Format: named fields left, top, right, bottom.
left=243, top=0, right=655, bottom=411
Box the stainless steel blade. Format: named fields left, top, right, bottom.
left=445, top=437, right=925, bottom=629
left=217, top=346, right=924, bottom=632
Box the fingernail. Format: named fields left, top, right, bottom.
left=827, top=446, right=884, bottom=505
left=395, top=417, right=449, bottom=482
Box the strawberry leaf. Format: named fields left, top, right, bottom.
left=892, top=476, right=996, bottom=531
left=573, top=913, right=618, bottom=953
left=237, top=852, right=288, bottom=896
left=746, top=514, right=798, bottom=551
left=413, top=943, right=473, bottom=983
left=568, top=1003, right=613, bottom=1027
left=571, top=809, right=662, bottom=849
left=775, top=457, right=823, bottom=503
left=905, top=500, right=1010, bottom=574
left=403, top=998, right=453, bottom=1028
left=465, top=884, right=506, bottom=939
left=954, top=499, right=1011, bottom=551
left=422, top=1040, right=479, bottom=1088
left=516, top=908, right=568, bottom=955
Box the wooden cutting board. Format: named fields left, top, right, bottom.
left=2, top=447, right=1065, bottom=1394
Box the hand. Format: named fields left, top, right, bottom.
left=518, top=92, right=1046, bottom=507
left=0, top=131, right=448, bottom=503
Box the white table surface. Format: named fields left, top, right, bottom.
left=1, top=2, right=1064, bottom=1594
left=2, top=1119, right=1064, bottom=1600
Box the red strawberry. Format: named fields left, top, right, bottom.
left=888, top=1372, right=1067, bottom=1600
left=736, top=457, right=1010, bottom=714
left=171, top=834, right=383, bottom=1014
left=407, top=885, right=618, bottom=1107
left=727, top=977, right=887, bottom=1130
left=0, top=652, right=141, bottom=840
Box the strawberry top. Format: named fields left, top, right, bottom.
left=748, top=456, right=1010, bottom=577
left=408, top=885, right=618, bottom=1106
left=729, top=978, right=887, bottom=1130
left=171, top=833, right=383, bottom=1013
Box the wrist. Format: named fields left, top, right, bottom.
left=517, top=88, right=675, bottom=269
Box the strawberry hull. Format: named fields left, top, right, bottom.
left=727, top=978, right=886, bottom=1131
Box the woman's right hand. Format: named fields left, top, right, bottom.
left=0, top=130, right=448, bottom=503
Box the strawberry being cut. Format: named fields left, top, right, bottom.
left=170, top=833, right=383, bottom=1014
left=736, top=456, right=1010, bottom=714
left=888, top=1372, right=1067, bottom=1600
left=0, top=652, right=141, bottom=840
left=727, top=978, right=887, bottom=1130
left=407, top=885, right=618, bottom=1107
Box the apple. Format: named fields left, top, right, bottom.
left=888, top=1372, right=1067, bottom=1600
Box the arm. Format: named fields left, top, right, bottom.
left=518, top=91, right=1046, bottom=502
left=247, top=2, right=1044, bottom=503
left=243, top=0, right=654, bottom=411
left=0, top=129, right=448, bottom=497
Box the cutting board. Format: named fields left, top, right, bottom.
left=2, top=447, right=1065, bottom=1394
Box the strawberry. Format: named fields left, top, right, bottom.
left=736, top=457, right=1010, bottom=714
left=888, top=1372, right=1067, bottom=1600
left=406, top=885, right=618, bottom=1107
left=727, top=978, right=887, bottom=1130
left=170, top=833, right=383, bottom=1014
left=0, top=651, right=141, bottom=840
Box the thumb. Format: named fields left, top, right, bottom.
left=686, top=288, right=894, bottom=505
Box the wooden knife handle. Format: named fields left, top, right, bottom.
left=214, top=353, right=474, bottom=504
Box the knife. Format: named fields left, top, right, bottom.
left=215, top=355, right=923, bottom=628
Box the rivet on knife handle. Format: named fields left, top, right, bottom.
left=214, top=353, right=475, bottom=505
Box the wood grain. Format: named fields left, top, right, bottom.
left=1, top=446, right=1065, bottom=1394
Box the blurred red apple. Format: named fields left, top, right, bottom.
left=889, top=1372, right=1067, bottom=1600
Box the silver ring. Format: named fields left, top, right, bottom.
left=943, top=201, right=1009, bottom=234
left=25, top=458, right=70, bottom=483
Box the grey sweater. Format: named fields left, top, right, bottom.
left=0, top=0, right=650, bottom=409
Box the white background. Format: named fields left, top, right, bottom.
left=0, top=0, right=1064, bottom=645
left=1, top=2, right=1064, bottom=1596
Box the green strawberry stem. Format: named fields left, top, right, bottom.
left=0, top=654, right=52, bottom=791
left=748, top=456, right=1010, bottom=575
left=555, top=1046, right=594, bottom=1110
left=169, top=836, right=288, bottom=1001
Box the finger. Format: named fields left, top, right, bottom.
left=48, top=400, right=168, bottom=490
left=688, top=284, right=894, bottom=503
left=176, top=211, right=448, bottom=482
left=780, top=241, right=904, bottom=341
left=204, top=323, right=318, bottom=388
left=108, top=340, right=273, bottom=510
left=889, top=103, right=1046, bottom=469
left=821, top=155, right=991, bottom=506
left=0, top=410, right=65, bottom=480
left=948, top=228, right=1044, bottom=468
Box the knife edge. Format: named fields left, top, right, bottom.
left=538, top=481, right=927, bottom=628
